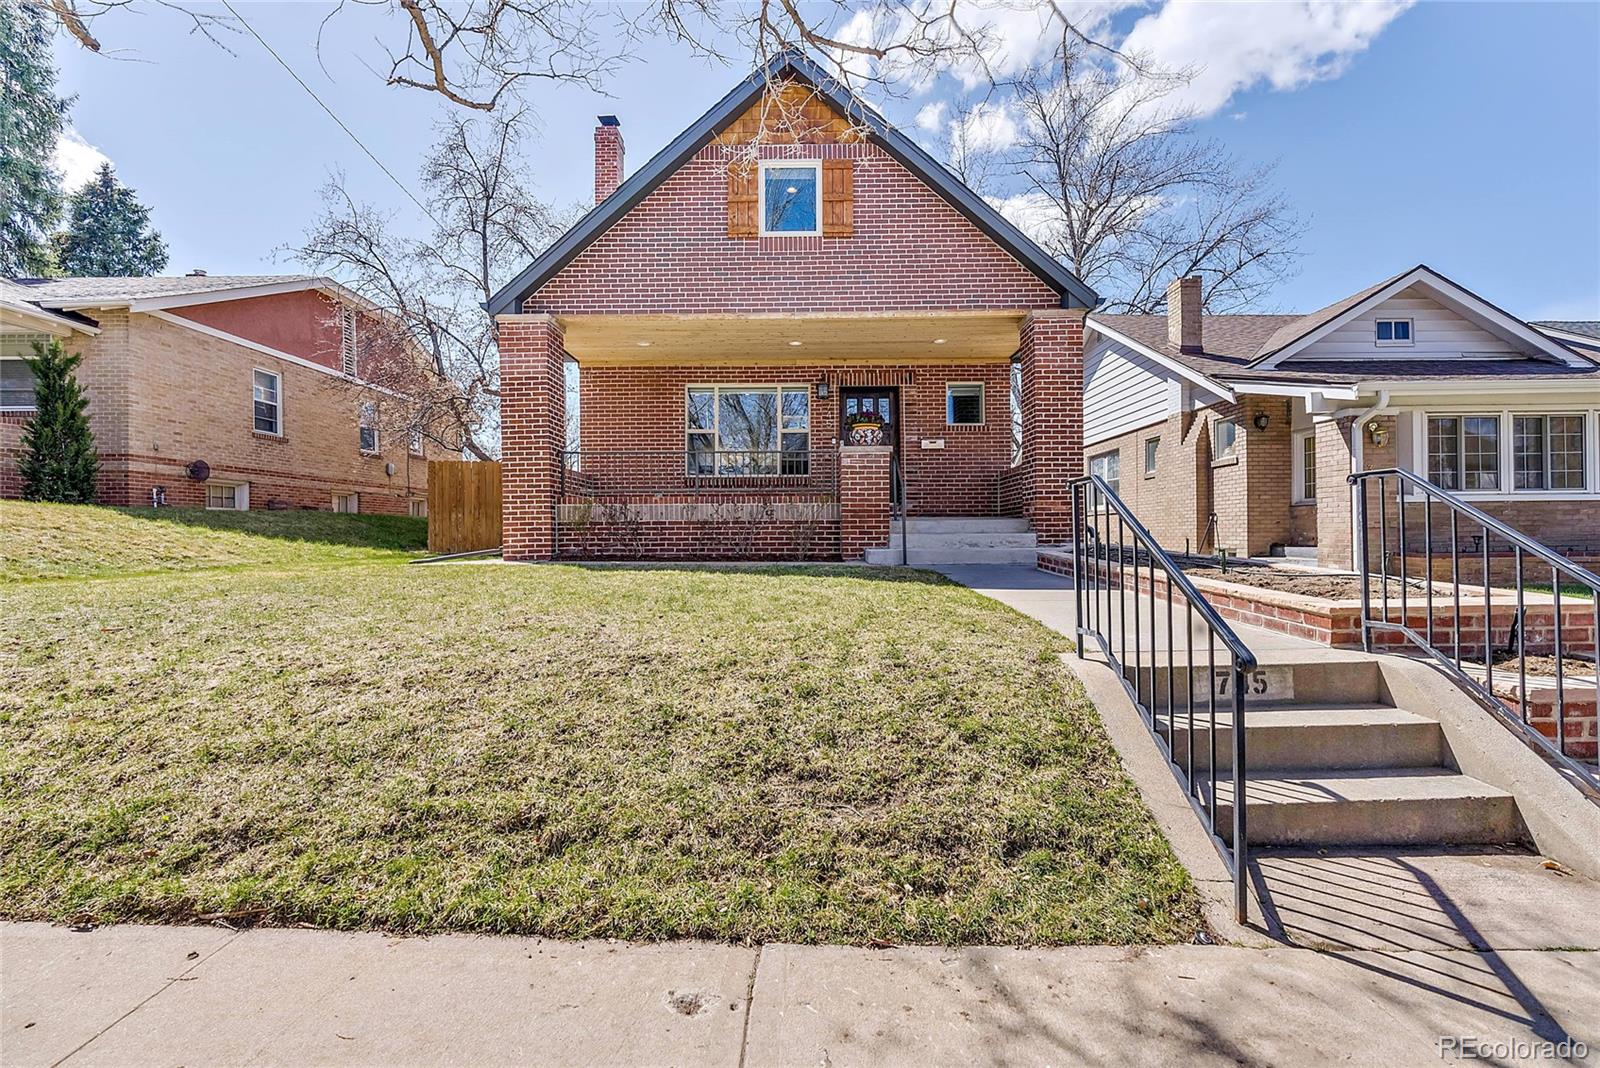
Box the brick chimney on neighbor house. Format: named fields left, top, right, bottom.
left=1167, top=275, right=1203, bottom=353
left=594, top=115, right=624, bottom=203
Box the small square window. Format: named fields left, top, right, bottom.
left=1143, top=437, right=1159, bottom=476
left=946, top=383, right=983, bottom=425
left=761, top=163, right=820, bottom=235
left=409, top=499, right=428, bottom=518
left=1375, top=318, right=1413, bottom=346
left=333, top=493, right=359, bottom=513
left=206, top=482, right=248, bottom=510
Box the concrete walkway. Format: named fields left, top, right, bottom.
left=5, top=921, right=1598, bottom=1067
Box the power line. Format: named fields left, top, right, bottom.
left=219, top=0, right=439, bottom=226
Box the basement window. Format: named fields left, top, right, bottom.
left=205, top=482, right=249, bottom=511
left=946, top=383, right=984, bottom=425
left=333, top=493, right=359, bottom=513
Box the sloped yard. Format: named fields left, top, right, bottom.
left=1, top=509, right=1198, bottom=945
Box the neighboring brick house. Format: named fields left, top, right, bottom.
left=1, top=275, right=436, bottom=514
left=487, top=52, right=1099, bottom=562
left=1083, top=266, right=1600, bottom=570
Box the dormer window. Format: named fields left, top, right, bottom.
left=1375, top=318, right=1413, bottom=346
left=760, top=161, right=820, bottom=235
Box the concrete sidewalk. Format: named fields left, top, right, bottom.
left=4, top=921, right=1598, bottom=1067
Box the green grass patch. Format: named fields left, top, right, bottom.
left=0, top=561, right=1199, bottom=945
left=1, top=500, right=427, bottom=582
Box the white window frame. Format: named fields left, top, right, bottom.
left=1213, top=418, right=1239, bottom=461
left=409, top=499, right=428, bottom=518
left=1375, top=318, right=1414, bottom=347
left=1, top=332, right=50, bottom=411
left=339, top=306, right=358, bottom=377
left=686, top=384, right=810, bottom=476
left=252, top=368, right=282, bottom=436
left=757, top=159, right=822, bottom=237
left=409, top=425, right=425, bottom=456
left=1143, top=436, right=1159, bottom=477
left=1413, top=409, right=1598, bottom=500
left=333, top=493, right=359, bottom=513
left=358, top=401, right=379, bottom=455
left=946, top=382, right=985, bottom=426
left=1291, top=429, right=1316, bottom=503
left=1089, top=449, right=1121, bottom=496
left=205, top=481, right=250, bottom=511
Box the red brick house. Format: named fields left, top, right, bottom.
left=1, top=275, right=436, bottom=514
left=488, top=52, right=1099, bottom=563
left=1083, top=267, right=1600, bottom=571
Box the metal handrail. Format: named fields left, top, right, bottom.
left=890, top=448, right=908, bottom=566
left=1070, top=474, right=1257, bottom=924
left=1349, top=467, right=1600, bottom=793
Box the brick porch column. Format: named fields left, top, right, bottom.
left=1019, top=308, right=1086, bottom=545
left=1313, top=416, right=1358, bottom=570
left=497, top=314, right=567, bottom=561
left=839, top=445, right=893, bottom=561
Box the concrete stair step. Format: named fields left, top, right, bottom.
left=904, top=517, right=1032, bottom=534
left=1131, top=660, right=1387, bottom=709
left=1165, top=705, right=1444, bottom=772
left=1209, top=768, right=1520, bottom=848
left=867, top=546, right=1042, bottom=566
left=885, top=532, right=1039, bottom=550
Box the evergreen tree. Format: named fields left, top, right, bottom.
left=56, top=163, right=169, bottom=276
left=0, top=0, right=70, bottom=275
left=18, top=339, right=99, bottom=503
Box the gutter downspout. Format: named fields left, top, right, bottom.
left=1341, top=389, right=1390, bottom=571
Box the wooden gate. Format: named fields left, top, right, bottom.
left=427, top=460, right=502, bottom=554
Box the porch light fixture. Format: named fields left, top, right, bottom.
left=933, top=338, right=947, bottom=344
left=817, top=380, right=830, bottom=398
left=1251, top=411, right=1270, bottom=431
left=1367, top=420, right=1390, bottom=447
left=636, top=340, right=652, bottom=347
left=789, top=340, right=803, bottom=347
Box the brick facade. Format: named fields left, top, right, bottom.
left=2, top=308, right=428, bottom=514
left=839, top=445, right=893, bottom=560
left=497, top=90, right=1090, bottom=561
left=499, top=315, right=568, bottom=560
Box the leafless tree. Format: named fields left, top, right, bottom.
left=1000, top=41, right=1302, bottom=313
left=292, top=110, right=579, bottom=459
left=44, top=0, right=1134, bottom=118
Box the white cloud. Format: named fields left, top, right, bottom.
left=987, top=190, right=1063, bottom=248
left=915, top=101, right=947, bottom=132
left=953, top=101, right=1019, bottom=151
left=53, top=128, right=111, bottom=190
left=1121, top=0, right=1412, bottom=119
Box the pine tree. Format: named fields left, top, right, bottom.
left=56, top=163, right=170, bottom=277
left=0, top=0, right=70, bottom=275
left=18, top=339, right=99, bottom=503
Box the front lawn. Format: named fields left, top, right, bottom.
left=1, top=500, right=427, bottom=582
left=0, top=555, right=1199, bottom=945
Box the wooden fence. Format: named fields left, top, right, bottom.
left=427, top=460, right=502, bottom=554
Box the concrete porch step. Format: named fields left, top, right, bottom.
left=904, top=517, right=1032, bottom=534
left=1210, top=768, right=1520, bottom=848
left=866, top=546, right=1041, bottom=566
left=1131, top=659, right=1387, bottom=709
left=1166, top=705, right=1445, bottom=772
left=884, top=532, right=1039, bottom=550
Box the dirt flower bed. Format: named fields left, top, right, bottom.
left=1181, top=565, right=1412, bottom=601
left=1488, top=653, right=1600, bottom=679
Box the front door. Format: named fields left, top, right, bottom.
left=840, top=387, right=898, bottom=448
left=841, top=386, right=901, bottom=508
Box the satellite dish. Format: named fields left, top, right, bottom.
left=187, top=460, right=211, bottom=482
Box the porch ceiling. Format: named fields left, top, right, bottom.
left=558, top=311, right=1025, bottom=366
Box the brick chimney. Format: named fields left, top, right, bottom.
left=594, top=116, right=623, bottom=203
left=1166, top=275, right=1203, bottom=353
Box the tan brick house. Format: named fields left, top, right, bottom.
left=1, top=275, right=436, bottom=514
left=1083, top=266, right=1600, bottom=569
left=487, top=51, right=1098, bottom=563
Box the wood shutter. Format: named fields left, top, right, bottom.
left=727, top=162, right=757, bottom=238
left=822, top=159, right=854, bottom=237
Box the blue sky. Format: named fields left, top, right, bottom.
left=53, top=1, right=1599, bottom=319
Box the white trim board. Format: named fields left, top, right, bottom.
left=1254, top=266, right=1591, bottom=370
left=1084, top=318, right=1236, bottom=400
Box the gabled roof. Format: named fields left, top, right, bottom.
left=484, top=50, right=1099, bottom=317
left=1248, top=263, right=1589, bottom=369
left=7, top=274, right=390, bottom=324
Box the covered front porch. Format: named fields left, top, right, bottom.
left=496, top=308, right=1085, bottom=561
